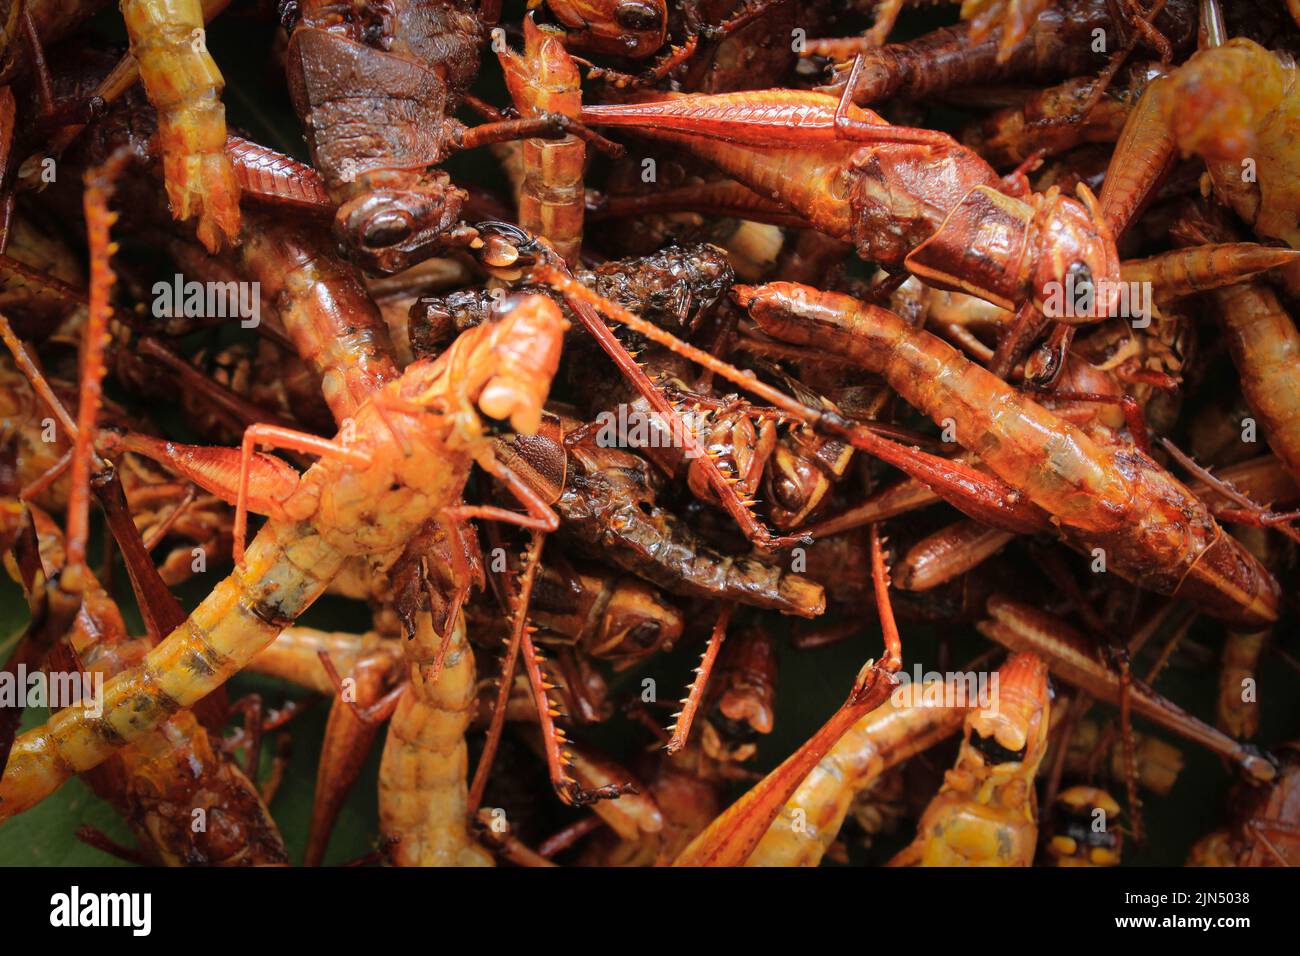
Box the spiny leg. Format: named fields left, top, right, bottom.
left=467, top=530, right=545, bottom=815
left=666, top=603, right=734, bottom=755
left=673, top=523, right=903, bottom=866
left=536, top=265, right=1050, bottom=534
left=65, top=155, right=125, bottom=587
left=1159, top=437, right=1300, bottom=544
left=532, top=262, right=783, bottom=548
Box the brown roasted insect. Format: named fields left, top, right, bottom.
left=581, top=83, right=1123, bottom=321
left=120, top=0, right=240, bottom=251
left=493, top=414, right=825, bottom=617
left=498, top=558, right=684, bottom=666
left=816, top=0, right=1194, bottom=102
left=279, top=0, right=484, bottom=272
left=408, top=242, right=735, bottom=356
left=498, top=15, right=586, bottom=265
left=734, top=282, right=1280, bottom=627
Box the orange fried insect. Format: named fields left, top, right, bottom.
left=1124, top=243, right=1300, bottom=297
left=895, top=519, right=1016, bottom=592
left=581, top=85, right=1122, bottom=319
left=232, top=212, right=400, bottom=424
left=672, top=525, right=903, bottom=866
left=700, top=622, right=778, bottom=764
left=1160, top=37, right=1287, bottom=164
left=746, top=676, right=968, bottom=867
left=733, top=281, right=1280, bottom=628
left=1159, top=36, right=1300, bottom=292
left=381, top=606, right=492, bottom=866
left=120, top=0, right=240, bottom=251
left=20, top=507, right=287, bottom=865
left=1171, top=212, right=1300, bottom=486
left=499, top=15, right=586, bottom=265
left=963, top=65, right=1163, bottom=169
left=0, top=295, right=567, bottom=823
left=890, top=652, right=1050, bottom=867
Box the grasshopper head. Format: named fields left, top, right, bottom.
left=334, top=176, right=466, bottom=275
left=427, top=293, right=567, bottom=440
left=964, top=651, right=1050, bottom=772
left=546, top=0, right=667, bottom=57
left=1030, top=184, right=1121, bottom=322
left=403, top=294, right=567, bottom=447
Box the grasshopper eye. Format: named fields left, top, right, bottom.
left=363, top=211, right=414, bottom=249
left=969, top=730, right=1027, bottom=765
left=616, top=1, right=662, bottom=30
left=1066, top=260, right=1093, bottom=290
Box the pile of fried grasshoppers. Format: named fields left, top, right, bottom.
left=1, top=0, right=1300, bottom=868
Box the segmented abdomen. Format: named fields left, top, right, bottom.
left=121, top=0, right=240, bottom=251
left=378, top=614, right=493, bottom=867
left=0, top=518, right=346, bottom=821
left=747, top=685, right=964, bottom=866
